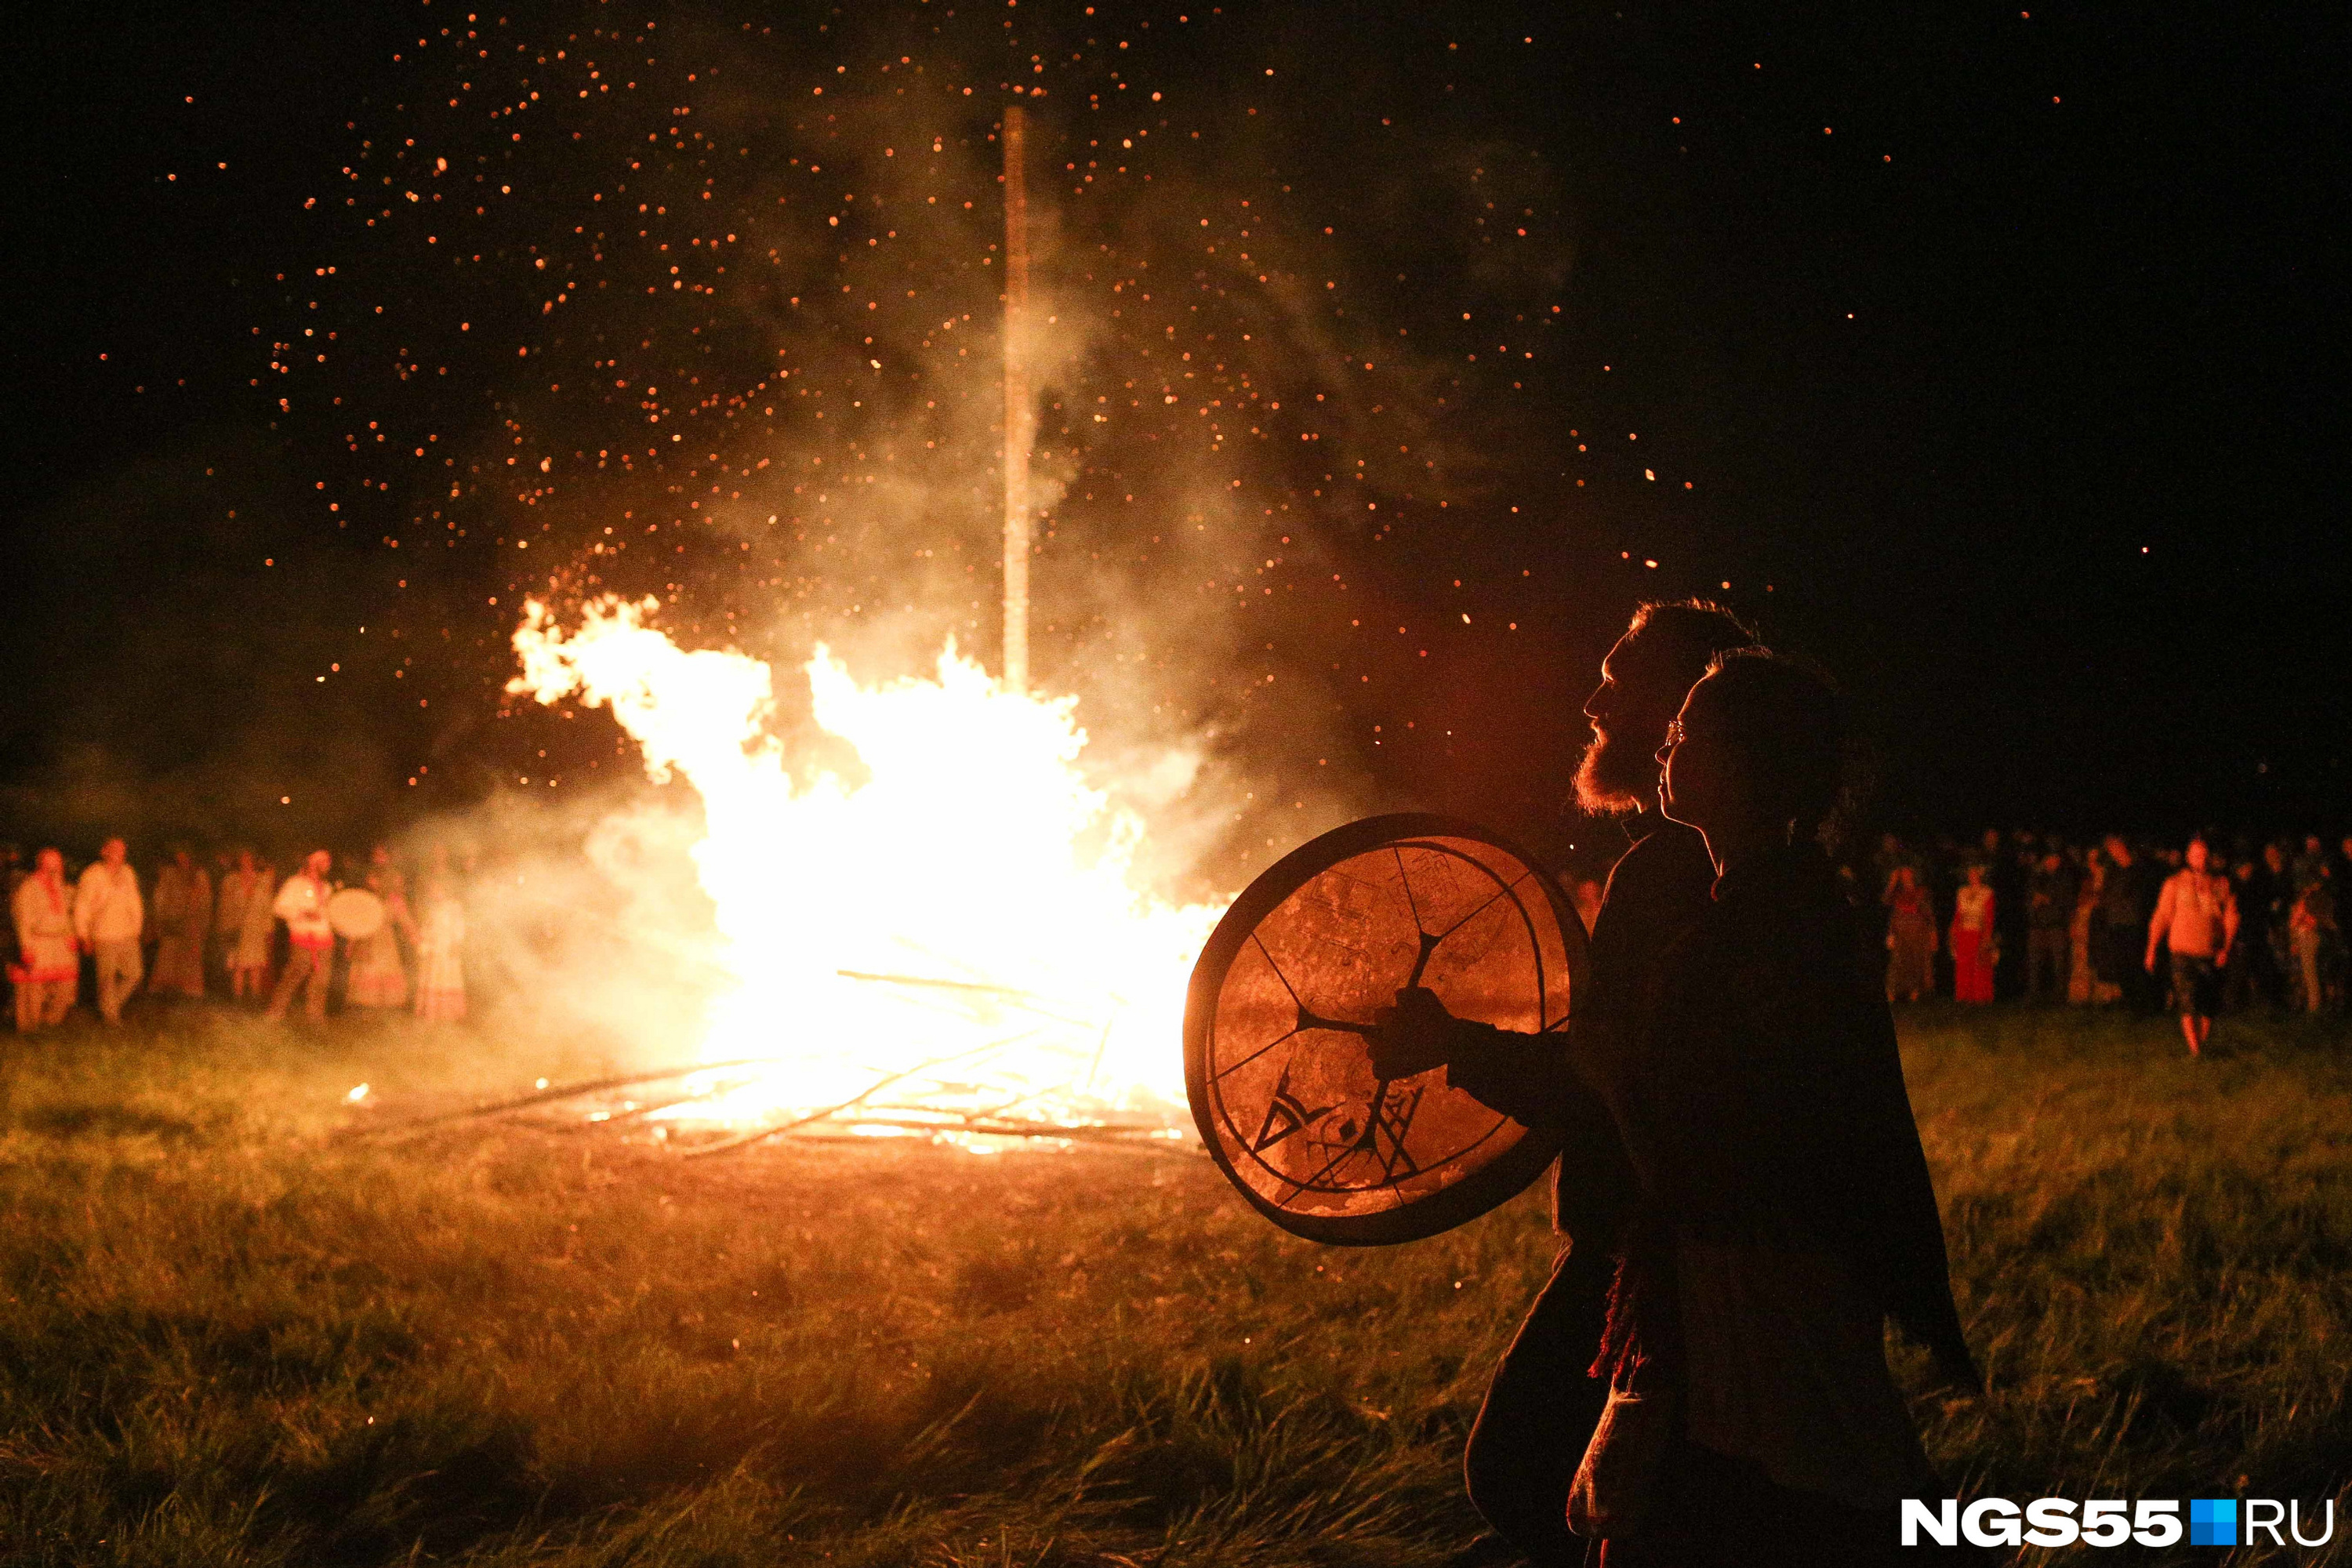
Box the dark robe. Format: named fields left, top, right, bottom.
left=1581, top=844, right=1976, bottom=1565
left=1454, top=816, right=1718, bottom=1568
left=1607, top=844, right=1975, bottom=1382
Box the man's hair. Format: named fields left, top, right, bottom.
left=1623, top=597, right=1759, bottom=684
left=1691, top=647, right=1846, bottom=832
left=1573, top=597, right=1762, bottom=818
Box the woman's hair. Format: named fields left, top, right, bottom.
left=1691, top=647, right=1847, bottom=833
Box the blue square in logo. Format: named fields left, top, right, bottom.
left=2190, top=1498, right=2237, bottom=1547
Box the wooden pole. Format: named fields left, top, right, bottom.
left=1000, top=105, right=1033, bottom=695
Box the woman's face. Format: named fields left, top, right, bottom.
left=1655, top=677, right=1737, bottom=832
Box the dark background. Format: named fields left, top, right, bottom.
left=3, top=0, right=2342, bottom=881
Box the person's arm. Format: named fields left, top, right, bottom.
left=1367, top=987, right=1568, bottom=1127
left=2220, top=883, right=2241, bottom=964
left=71, top=871, right=97, bottom=946
left=1821, top=971, right=1984, bottom=1391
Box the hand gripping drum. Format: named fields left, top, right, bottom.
left=1184, top=815, right=1587, bottom=1245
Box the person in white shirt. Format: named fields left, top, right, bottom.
left=72, top=837, right=143, bottom=1024
left=12, top=848, right=80, bottom=1030
left=266, top=850, right=338, bottom=1022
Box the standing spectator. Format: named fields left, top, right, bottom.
left=265, top=850, right=337, bottom=1023
left=2145, top=836, right=2239, bottom=1056
left=2292, top=834, right=2332, bottom=900
left=2256, top=842, right=2296, bottom=1004
left=2289, top=870, right=2338, bottom=1014
left=0, top=844, right=22, bottom=979
left=147, top=844, right=211, bottom=1000
left=11, top=848, right=79, bottom=1031
left=412, top=860, right=468, bottom=1022
left=209, top=847, right=249, bottom=993
left=72, top=837, right=143, bottom=1025
left=2025, top=848, right=2076, bottom=1000
left=344, top=846, right=416, bottom=1009
left=1949, top=862, right=1998, bottom=1004
left=228, top=853, right=277, bottom=1001
left=1993, top=830, right=2034, bottom=1000
left=2069, top=849, right=2114, bottom=1004
left=2098, top=836, right=2155, bottom=1010
left=1882, top=863, right=1937, bottom=1001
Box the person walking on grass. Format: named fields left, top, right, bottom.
left=2146, top=837, right=2239, bottom=1054
left=11, top=848, right=79, bottom=1031
left=72, top=837, right=143, bottom=1025
left=265, top=850, right=336, bottom=1022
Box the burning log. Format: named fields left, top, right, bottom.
left=681, top=1028, right=1047, bottom=1156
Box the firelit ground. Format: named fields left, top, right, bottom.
left=0, top=1003, right=2347, bottom=1566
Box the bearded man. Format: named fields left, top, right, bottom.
left=1379, top=599, right=1759, bottom=1567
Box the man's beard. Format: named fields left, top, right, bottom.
left=1572, top=724, right=1657, bottom=816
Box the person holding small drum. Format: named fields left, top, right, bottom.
left=1371, top=598, right=1759, bottom=1566
left=266, top=850, right=338, bottom=1023
left=1372, top=650, right=1980, bottom=1564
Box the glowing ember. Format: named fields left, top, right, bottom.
left=509, top=595, right=1225, bottom=1136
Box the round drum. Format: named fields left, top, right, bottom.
left=327, top=887, right=387, bottom=942
left=1184, top=814, right=1587, bottom=1246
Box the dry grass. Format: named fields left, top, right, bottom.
left=0, top=1002, right=2347, bottom=1565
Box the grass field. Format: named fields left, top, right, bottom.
left=1, top=1002, right=2348, bottom=1566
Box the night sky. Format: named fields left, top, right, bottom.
left=4, top=0, right=2341, bottom=883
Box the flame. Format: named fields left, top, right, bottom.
left=508, top=595, right=1225, bottom=1135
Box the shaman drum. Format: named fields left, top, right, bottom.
left=1184, top=814, right=1588, bottom=1246
left=327, top=887, right=387, bottom=942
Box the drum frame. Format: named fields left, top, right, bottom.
left=1183, top=813, right=1587, bottom=1246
